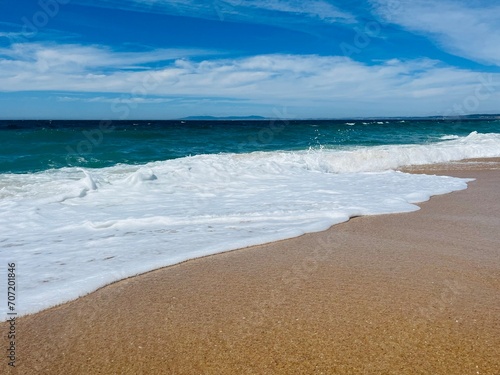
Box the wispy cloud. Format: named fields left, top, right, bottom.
left=371, top=0, right=500, bottom=66
left=1, top=42, right=499, bottom=117
left=56, top=95, right=176, bottom=104
left=0, top=31, right=25, bottom=39
left=0, top=43, right=216, bottom=74
left=75, top=0, right=355, bottom=25
left=212, top=0, right=355, bottom=22
left=0, top=21, right=81, bottom=44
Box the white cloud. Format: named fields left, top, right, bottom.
left=1, top=42, right=499, bottom=116
left=371, top=0, right=500, bottom=66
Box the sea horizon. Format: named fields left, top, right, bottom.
left=2, top=113, right=500, bottom=122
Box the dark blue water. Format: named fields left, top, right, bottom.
left=1, top=119, right=499, bottom=174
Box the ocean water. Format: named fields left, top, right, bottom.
left=1, top=119, right=500, bottom=318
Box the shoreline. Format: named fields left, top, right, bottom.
left=1, top=158, right=499, bottom=374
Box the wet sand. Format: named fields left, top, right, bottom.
left=2, top=159, right=499, bottom=374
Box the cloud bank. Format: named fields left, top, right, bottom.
left=1, top=42, right=499, bottom=117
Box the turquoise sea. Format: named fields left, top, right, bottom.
left=1, top=118, right=499, bottom=174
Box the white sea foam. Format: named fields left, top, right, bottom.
left=1, top=131, right=499, bottom=318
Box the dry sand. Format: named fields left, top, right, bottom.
left=1, top=159, right=499, bottom=374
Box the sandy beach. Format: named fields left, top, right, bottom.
left=2, top=159, right=499, bottom=375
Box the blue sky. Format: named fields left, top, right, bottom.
left=0, top=0, right=499, bottom=119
